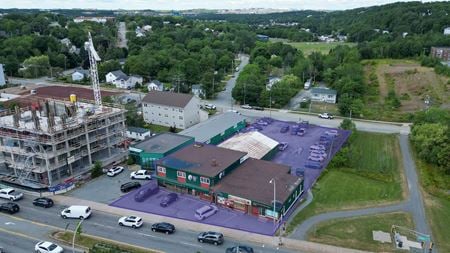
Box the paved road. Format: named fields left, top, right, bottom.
left=289, top=134, right=432, bottom=243
left=214, top=54, right=249, bottom=108
left=117, top=22, right=128, bottom=49
left=0, top=195, right=296, bottom=253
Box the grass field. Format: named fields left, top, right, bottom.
left=286, top=132, right=404, bottom=234
left=307, top=212, right=414, bottom=252
left=270, top=38, right=356, bottom=55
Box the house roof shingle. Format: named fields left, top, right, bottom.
left=142, top=90, right=194, bottom=108
left=311, top=87, right=337, bottom=95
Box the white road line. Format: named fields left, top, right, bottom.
left=180, top=241, right=202, bottom=248
left=91, top=222, right=116, bottom=229
left=138, top=232, right=157, bottom=238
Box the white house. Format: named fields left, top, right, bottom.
left=444, top=27, right=450, bottom=35
left=106, top=70, right=143, bottom=89
left=267, top=77, right=281, bottom=90
left=191, top=84, right=204, bottom=98
left=311, top=87, right=337, bottom=104
left=60, top=38, right=72, bottom=47
left=0, top=64, right=6, bottom=86
left=71, top=68, right=90, bottom=81
left=142, top=91, right=201, bottom=129
left=126, top=127, right=151, bottom=141
left=147, top=80, right=164, bottom=91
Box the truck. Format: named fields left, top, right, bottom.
left=0, top=188, right=24, bottom=201
left=304, top=78, right=312, bottom=90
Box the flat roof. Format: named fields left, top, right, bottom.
left=214, top=158, right=302, bottom=207
left=179, top=112, right=246, bottom=143
left=127, top=126, right=150, bottom=134
left=133, top=133, right=193, bottom=154
left=218, top=131, right=279, bottom=159
left=157, top=143, right=246, bottom=177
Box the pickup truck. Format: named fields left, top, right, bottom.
left=0, top=188, right=24, bottom=201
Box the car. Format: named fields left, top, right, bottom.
left=160, top=193, right=178, bottom=207
left=0, top=188, right=23, bottom=201
left=118, top=216, right=143, bottom=228
left=61, top=205, right=91, bottom=219
left=280, top=125, right=289, bottom=133
left=151, top=222, right=175, bottom=234
left=120, top=181, right=141, bottom=192
left=195, top=205, right=218, bottom=220
left=318, top=113, right=334, bottom=119
left=240, top=104, right=252, bottom=109
left=252, top=106, right=264, bottom=111
left=204, top=104, right=216, bottom=110
left=227, top=109, right=241, bottom=115
left=278, top=142, right=288, bottom=151
left=130, top=170, right=152, bottom=180
left=33, top=197, right=54, bottom=208
left=297, top=128, right=306, bottom=136
left=107, top=166, right=124, bottom=177
left=225, top=245, right=254, bottom=253
left=0, top=202, right=20, bottom=214
left=197, top=231, right=224, bottom=245
left=134, top=184, right=159, bottom=202
left=35, top=241, right=64, bottom=253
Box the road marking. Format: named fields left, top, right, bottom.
left=180, top=241, right=202, bottom=248
left=138, top=232, right=157, bottom=238
left=0, top=226, right=41, bottom=241
left=4, top=222, right=15, bottom=225
left=91, top=222, right=116, bottom=229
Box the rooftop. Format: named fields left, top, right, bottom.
left=133, top=133, right=193, bottom=154
left=311, top=87, right=337, bottom=95
left=127, top=126, right=150, bottom=134
left=142, top=91, right=194, bottom=108
left=179, top=112, right=247, bottom=143
left=158, top=143, right=246, bottom=177
left=218, top=131, right=279, bottom=159
left=214, top=158, right=302, bottom=208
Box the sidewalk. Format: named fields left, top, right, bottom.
left=52, top=194, right=370, bottom=253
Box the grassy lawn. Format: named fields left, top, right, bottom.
left=286, top=132, right=404, bottom=234
left=54, top=231, right=160, bottom=253
left=143, top=123, right=179, bottom=133
left=307, top=212, right=414, bottom=252
left=270, top=38, right=356, bottom=55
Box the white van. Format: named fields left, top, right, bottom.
left=61, top=205, right=92, bottom=219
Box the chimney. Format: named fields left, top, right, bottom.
left=211, top=159, right=218, bottom=167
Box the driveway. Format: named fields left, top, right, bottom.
left=286, top=89, right=311, bottom=110
left=117, top=22, right=128, bottom=49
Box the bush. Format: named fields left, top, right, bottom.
left=126, top=156, right=135, bottom=165
left=91, top=161, right=103, bottom=178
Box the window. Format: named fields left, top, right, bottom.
left=200, top=177, right=210, bottom=184
left=177, top=171, right=186, bottom=178
left=165, top=114, right=168, bottom=117
left=179, top=116, right=183, bottom=120
left=179, top=109, right=183, bottom=112
left=157, top=166, right=166, bottom=173
left=328, top=95, right=332, bottom=98
left=144, top=104, right=147, bottom=107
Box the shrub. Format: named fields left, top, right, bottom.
left=91, top=161, right=103, bottom=178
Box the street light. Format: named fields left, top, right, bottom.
left=72, top=219, right=84, bottom=253
left=269, top=178, right=276, bottom=225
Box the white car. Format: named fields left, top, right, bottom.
left=204, top=104, right=216, bottom=110
left=118, top=216, right=143, bottom=228
left=35, top=241, right=64, bottom=253
left=318, top=113, right=334, bottom=119
left=130, top=170, right=152, bottom=180
left=227, top=110, right=241, bottom=115
left=0, top=188, right=23, bottom=201
left=107, top=166, right=124, bottom=177
left=240, top=104, right=252, bottom=109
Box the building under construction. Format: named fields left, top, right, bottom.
left=0, top=97, right=127, bottom=188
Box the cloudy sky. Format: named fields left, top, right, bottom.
left=0, top=0, right=439, bottom=10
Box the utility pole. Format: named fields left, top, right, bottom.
left=243, top=82, right=246, bottom=105
left=269, top=178, right=276, bottom=225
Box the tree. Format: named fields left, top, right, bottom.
left=20, top=55, right=50, bottom=78
left=98, top=60, right=121, bottom=81
left=91, top=161, right=103, bottom=178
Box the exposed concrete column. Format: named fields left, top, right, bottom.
left=84, top=123, right=93, bottom=166
left=105, top=125, right=112, bottom=157
left=64, top=130, right=73, bottom=176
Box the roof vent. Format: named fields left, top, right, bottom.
left=211, top=159, right=218, bottom=167
left=193, top=143, right=203, bottom=148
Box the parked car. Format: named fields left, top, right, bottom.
left=120, top=182, right=141, bottom=193
left=297, top=128, right=306, bottom=136
left=0, top=188, right=23, bottom=201
left=35, top=241, right=64, bottom=253
left=308, top=155, right=325, bottom=162
left=160, top=193, right=178, bottom=207
left=107, top=166, right=124, bottom=177
left=226, top=245, right=254, bottom=253
left=195, top=205, right=218, bottom=220
left=240, top=104, right=252, bottom=109
left=227, top=109, right=241, bottom=115
left=134, top=184, right=159, bottom=202
left=0, top=202, right=20, bottom=214
left=60, top=205, right=91, bottom=219
left=33, top=197, right=54, bottom=208
left=204, top=104, right=216, bottom=110
left=325, top=130, right=339, bottom=137
left=252, top=106, right=264, bottom=111
left=280, top=125, right=289, bottom=133
left=278, top=142, right=288, bottom=151
left=197, top=231, right=224, bottom=245
left=130, top=170, right=152, bottom=180
left=318, top=113, right=334, bottom=119
left=118, top=216, right=143, bottom=228
left=151, top=222, right=175, bottom=234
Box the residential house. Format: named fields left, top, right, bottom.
left=126, top=126, right=151, bottom=141
left=106, top=70, right=143, bottom=89
left=71, top=68, right=90, bottom=81
left=256, top=34, right=270, bottom=42
left=191, top=84, right=204, bottom=98
left=147, top=80, right=164, bottom=91
left=60, top=38, right=72, bottom=47
left=142, top=91, right=201, bottom=129
left=0, top=64, right=6, bottom=86
left=310, top=87, right=337, bottom=104
left=267, top=77, right=281, bottom=90
left=430, top=47, right=450, bottom=61
left=444, top=27, right=450, bottom=35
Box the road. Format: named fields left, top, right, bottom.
left=0, top=195, right=296, bottom=253
left=117, top=22, right=128, bottom=49
left=289, top=135, right=432, bottom=244
left=214, top=54, right=249, bottom=108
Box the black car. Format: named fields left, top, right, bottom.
left=33, top=197, right=54, bottom=208
left=120, top=181, right=141, bottom=192
left=160, top=193, right=178, bottom=207
left=252, top=106, right=264, bottom=111
left=197, top=231, right=224, bottom=245
left=151, top=222, right=175, bottom=234
left=225, top=246, right=254, bottom=253
left=0, top=202, right=20, bottom=214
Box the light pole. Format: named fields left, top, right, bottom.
left=72, top=219, right=84, bottom=253
left=269, top=178, right=276, bottom=224
left=212, top=70, right=218, bottom=98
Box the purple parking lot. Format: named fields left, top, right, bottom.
left=110, top=118, right=350, bottom=235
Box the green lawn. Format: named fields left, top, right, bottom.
left=308, top=212, right=414, bottom=252
left=286, top=132, right=404, bottom=234
left=270, top=38, right=356, bottom=55
left=143, top=123, right=179, bottom=133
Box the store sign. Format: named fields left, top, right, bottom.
left=228, top=195, right=251, bottom=205
left=265, top=209, right=279, bottom=219
left=129, top=147, right=142, bottom=153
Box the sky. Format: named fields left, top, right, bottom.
left=0, top=0, right=440, bottom=11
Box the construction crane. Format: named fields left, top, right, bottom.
left=84, top=32, right=102, bottom=107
